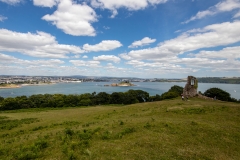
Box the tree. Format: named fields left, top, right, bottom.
left=64, top=94, right=79, bottom=107
left=95, top=92, right=110, bottom=105
left=1, top=97, right=20, bottom=110
left=78, top=93, right=92, bottom=106
left=110, top=92, right=124, bottom=104
left=168, top=85, right=183, bottom=95
left=122, top=91, right=139, bottom=104
left=204, top=87, right=231, bottom=101
left=127, top=90, right=149, bottom=103
left=161, top=91, right=179, bottom=100
left=0, top=96, right=4, bottom=102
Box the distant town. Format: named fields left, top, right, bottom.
left=0, top=75, right=187, bottom=85
left=0, top=75, right=240, bottom=85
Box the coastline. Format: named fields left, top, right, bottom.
left=0, top=83, right=56, bottom=89
left=0, top=84, right=20, bottom=89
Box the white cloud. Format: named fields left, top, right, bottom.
left=176, top=57, right=240, bottom=72
left=90, top=0, right=168, bottom=18
left=234, top=11, right=240, bottom=18
left=183, top=0, right=240, bottom=23
left=93, top=55, right=121, bottom=63
left=33, top=0, right=59, bottom=7
left=0, top=0, right=22, bottom=5
left=0, top=53, right=64, bottom=66
left=83, top=40, right=122, bottom=52
left=195, top=46, right=240, bottom=59
left=69, top=60, right=101, bottom=67
left=82, top=55, right=88, bottom=58
left=126, top=21, right=240, bottom=60
left=0, top=53, right=18, bottom=63
left=103, top=26, right=110, bottom=30
left=0, top=29, right=84, bottom=58
left=119, top=53, right=132, bottom=60
left=0, top=15, right=7, bottom=22
left=128, top=37, right=156, bottom=48
left=42, top=0, right=98, bottom=36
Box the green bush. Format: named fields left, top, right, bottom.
left=168, top=85, right=183, bottom=95
left=204, top=87, right=232, bottom=101
left=161, top=91, right=179, bottom=100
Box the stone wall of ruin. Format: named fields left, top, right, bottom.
left=183, top=76, right=198, bottom=97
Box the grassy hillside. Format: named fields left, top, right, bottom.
left=0, top=98, right=239, bottom=160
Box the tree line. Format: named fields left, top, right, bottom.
left=197, top=77, right=240, bottom=84
left=0, top=85, right=183, bottom=110
left=0, top=85, right=238, bottom=111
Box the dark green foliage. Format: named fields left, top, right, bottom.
left=161, top=91, right=179, bottom=100
left=197, top=77, right=240, bottom=84
left=0, top=97, right=19, bottom=110
left=94, top=92, right=110, bottom=105
left=122, top=90, right=149, bottom=104
left=204, top=87, right=232, bottom=101
left=0, top=85, right=236, bottom=111
left=168, top=85, right=184, bottom=95
left=110, top=92, right=124, bottom=104
left=78, top=93, right=92, bottom=106
left=0, top=96, right=4, bottom=102
left=65, top=128, right=75, bottom=136
left=150, top=85, right=183, bottom=102
left=149, top=94, right=161, bottom=101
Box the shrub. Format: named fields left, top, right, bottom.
left=204, top=87, right=231, bottom=101
left=161, top=91, right=179, bottom=100
left=168, top=85, right=183, bottom=95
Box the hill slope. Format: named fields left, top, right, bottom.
left=0, top=98, right=240, bottom=159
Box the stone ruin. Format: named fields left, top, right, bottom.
left=183, top=76, right=198, bottom=97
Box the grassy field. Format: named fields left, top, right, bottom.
left=0, top=98, right=239, bottom=160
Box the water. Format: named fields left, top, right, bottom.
left=0, top=82, right=239, bottom=99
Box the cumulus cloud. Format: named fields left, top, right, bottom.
left=0, top=15, right=7, bottom=22
left=90, top=0, right=168, bottom=18
left=0, top=0, right=22, bottom=5
left=175, top=57, right=240, bottom=72
left=0, top=29, right=84, bottom=58
left=128, top=37, right=156, bottom=48
left=83, top=40, right=122, bottom=52
left=69, top=60, right=101, bottom=67
left=0, top=53, right=64, bottom=66
left=82, top=55, right=88, bottom=58
left=119, top=53, right=132, bottom=60
left=42, top=0, right=98, bottom=36
left=33, top=0, right=59, bottom=7
left=125, top=21, right=240, bottom=60
left=195, top=46, right=240, bottom=59
left=0, top=53, right=18, bottom=63
left=125, top=59, right=196, bottom=74
left=93, top=55, right=121, bottom=63
left=183, top=0, right=240, bottom=23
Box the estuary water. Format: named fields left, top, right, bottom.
left=0, top=82, right=239, bottom=99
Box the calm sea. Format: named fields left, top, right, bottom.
left=0, top=82, right=239, bottom=99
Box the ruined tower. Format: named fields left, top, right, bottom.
left=183, top=76, right=198, bottom=97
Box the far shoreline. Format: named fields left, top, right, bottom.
left=0, top=83, right=56, bottom=89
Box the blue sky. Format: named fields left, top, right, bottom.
left=0, top=0, right=240, bottom=78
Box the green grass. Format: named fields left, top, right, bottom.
left=0, top=98, right=239, bottom=160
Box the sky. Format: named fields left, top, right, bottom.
left=0, top=0, right=240, bottom=78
